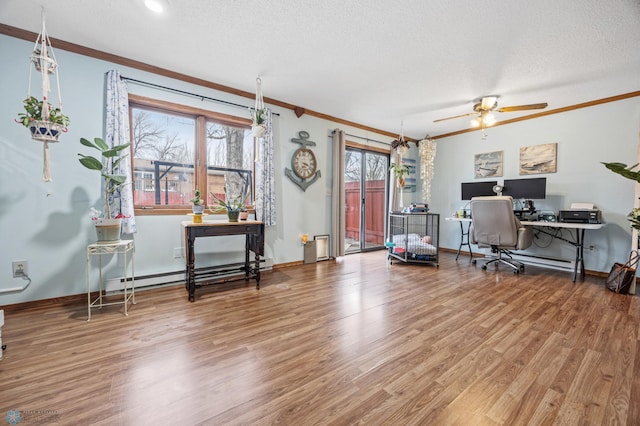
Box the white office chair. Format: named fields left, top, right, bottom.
left=469, top=196, right=534, bottom=273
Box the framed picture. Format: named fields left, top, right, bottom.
left=403, top=157, right=417, bottom=175
left=402, top=177, right=416, bottom=193
left=314, top=234, right=329, bottom=261
left=474, top=151, right=503, bottom=178
left=520, top=143, right=557, bottom=175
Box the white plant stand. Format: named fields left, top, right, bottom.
left=86, top=240, right=135, bottom=321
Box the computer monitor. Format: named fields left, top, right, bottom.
left=502, top=177, right=546, bottom=199
left=461, top=181, right=497, bottom=200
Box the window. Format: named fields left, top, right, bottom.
left=129, top=95, right=254, bottom=213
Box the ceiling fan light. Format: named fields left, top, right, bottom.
left=480, top=96, right=498, bottom=110
left=470, top=118, right=480, bottom=128
left=144, top=0, right=167, bottom=13
left=483, top=113, right=496, bottom=126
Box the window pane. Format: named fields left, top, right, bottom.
left=206, top=121, right=254, bottom=207
left=131, top=107, right=195, bottom=206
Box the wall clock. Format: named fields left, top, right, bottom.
left=285, top=131, right=321, bottom=191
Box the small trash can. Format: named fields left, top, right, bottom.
left=304, top=241, right=317, bottom=264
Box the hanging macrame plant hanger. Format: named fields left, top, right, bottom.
left=251, top=77, right=267, bottom=138
left=25, top=9, right=67, bottom=181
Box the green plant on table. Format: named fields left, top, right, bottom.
left=190, top=188, right=204, bottom=206
left=209, top=187, right=249, bottom=213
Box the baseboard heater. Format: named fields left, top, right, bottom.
left=507, top=252, right=575, bottom=272
left=105, top=259, right=272, bottom=293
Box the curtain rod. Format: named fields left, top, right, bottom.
left=343, top=132, right=390, bottom=145
left=120, top=76, right=281, bottom=116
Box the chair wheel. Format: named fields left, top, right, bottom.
left=481, top=265, right=487, bottom=270
left=471, top=259, right=477, bottom=265
left=513, top=269, right=519, bottom=274
left=520, top=265, right=525, bottom=272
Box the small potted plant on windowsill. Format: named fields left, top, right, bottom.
left=190, top=189, right=205, bottom=215
left=16, top=96, right=70, bottom=142
left=209, top=187, right=249, bottom=222
left=78, top=137, right=130, bottom=242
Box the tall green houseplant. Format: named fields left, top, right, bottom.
left=78, top=137, right=130, bottom=220
left=602, top=162, right=640, bottom=183
left=602, top=161, right=640, bottom=231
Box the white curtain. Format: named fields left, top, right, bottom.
left=388, top=149, right=402, bottom=213
left=255, top=108, right=276, bottom=226
left=331, top=129, right=346, bottom=258
left=105, top=69, right=136, bottom=234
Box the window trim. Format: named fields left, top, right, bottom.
left=128, top=94, right=253, bottom=216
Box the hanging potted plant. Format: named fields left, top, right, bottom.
left=78, top=137, right=130, bottom=242
left=391, top=137, right=410, bottom=155
left=250, top=76, right=267, bottom=138
left=16, top=96, right=69, bottom=142
left=251, top=107, right=267, bottom=138
left=389, top=162, right=410, bottom=188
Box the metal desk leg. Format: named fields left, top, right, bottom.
left=572, top=228, right=586, bottom=282
left=455, top=221, right=473, bottom=262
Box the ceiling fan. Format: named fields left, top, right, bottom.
left=434, top=96, right=548, bottom=130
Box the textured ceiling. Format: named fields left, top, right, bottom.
left=1, top=0, right=639, bottom=139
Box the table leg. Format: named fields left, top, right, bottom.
left=86, top=250, right=91, bottom=321
left=187, top=234, right=195, bottom=302
left=455, top=221, right=473, bottom=262
left=571, top=228, right=586, bottom=282
left=255, top=250, right=260, bottom=289
left=245, top=235, right=250, bottom=281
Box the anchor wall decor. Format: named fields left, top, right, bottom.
left=285, top=131, right=321, bottom=191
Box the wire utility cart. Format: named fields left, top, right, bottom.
left=387, top=212, right=439, bottom=266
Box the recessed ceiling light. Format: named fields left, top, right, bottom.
left=144, top=0, right=167, bottom=13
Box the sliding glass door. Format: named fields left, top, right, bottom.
left=344, top=148, right=388, bottom=253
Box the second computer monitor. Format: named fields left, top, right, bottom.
left=502, top=177, right=546, bottom=199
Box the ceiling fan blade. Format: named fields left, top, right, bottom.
left=497, top=103, right=548, bottom=113
left=433, top=111, right=477, bottom=123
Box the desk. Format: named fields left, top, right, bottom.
left=86, top=240, right=135, bottom=321
left=449, top=217, right=604, bottom=281
left=445, top=217, right=473, bottom=261
left=519, top=220, right=605, bottom=281
left=182, top=220, right=264, bottom=302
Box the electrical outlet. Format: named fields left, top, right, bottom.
left=588, top=245, right=596, bottom=252
left=12, top=260, right=28, bottom=277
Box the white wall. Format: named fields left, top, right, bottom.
left=2, top=31, right=638, bottom=305
left=429, top=97, right=640, bottom=272
left=0, top=34, right=392, bottom=304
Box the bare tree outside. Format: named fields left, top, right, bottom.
left=130, top=105, right=253, bottom=207
left=132, top=110, right=164, bottom=157
left=345, top=151, right=387, bottom=182
left=206, top=123, right=252, bottom=202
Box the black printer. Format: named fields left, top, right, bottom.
left=558, top=209, right=601, bottom=224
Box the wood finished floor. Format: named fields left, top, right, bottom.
left=1, top=251, right=639, bottom=425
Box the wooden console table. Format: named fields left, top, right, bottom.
left=182, top=220, right=264, bottom=302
